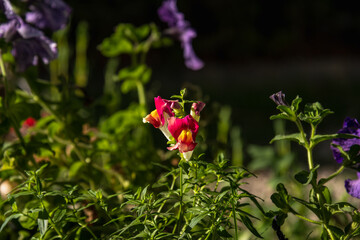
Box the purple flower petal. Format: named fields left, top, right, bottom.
left=270, top=91, right=287, bottom=106
left=25, top=0, right=71, bottom=31
left=331, top=117, right=360, bottom=163
left=12, top=35, right=57, bottom=71
left=0, top=0, right=16, bottom=18
left=158, top=0, right=204, bottom=70
left=0, top=0, right=58, bottom=71
left=0, top=17, right=22, bottom=41
left=345, top=172, right=360, bottom=199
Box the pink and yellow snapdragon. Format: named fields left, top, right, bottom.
left=143, top=95, right=205, bottom=161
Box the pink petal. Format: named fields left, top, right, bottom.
left=155, top=96, right=174, bottom=125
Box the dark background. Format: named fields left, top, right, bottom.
left=66, top=0, right=360, bottom=163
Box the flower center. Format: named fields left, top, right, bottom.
left=178, top=129, right=193, bottom=143
left=150, top=109, right=160, bottom=120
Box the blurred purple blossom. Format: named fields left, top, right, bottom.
left=331, top=117, right=360, bottom=163
left=345, top=172, right=360, bottom=199
left=158, top=0, right=204, bottom=70
left=0, top=0, right=57, bottom=71
left=25, top=0, right=71, bottom=31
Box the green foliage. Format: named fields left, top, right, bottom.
left=112, top=154, right=264, bottom=239
left=268, top=93, right=360, bottom=239
left=98, top=23, right=171, bottom=58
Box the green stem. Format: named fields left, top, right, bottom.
left=231, top=198, right=238, bottom=239
left=40, top=199, right=64, bottom=238
left=71, top=200, right=98, bottom=239
left=294, top=213, right=322, bottom=225
left=0, top=51, right=6, bottom=78
left=136, top=80, right=146, bottom=107
left=306, top=147, right=314, bottom=170
left=204, top=227, right=213, bottom=240
left=155, top=173, right=176, bottom=221
left=173, top=165, right=184, bottom=235
left=295, top=119, right=314, bottom=170
left=324, top=224, right=336, bottom=240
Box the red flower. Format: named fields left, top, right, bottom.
left=167, top=115, right=199, bottom=160
left=143, top=96, right=175, bottom=140
left=23, top=117, right=36, bottom=128
left=190, top=101, right=205, bottom=122
left=143, top=96, right=174, bottom=128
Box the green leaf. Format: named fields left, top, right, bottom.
left=189, top=212, right=209, bottom=228
left=277, top=105, right=294, bottom=116
left=270, top=133, right=304, bottom=145
left=69, top=161, right=84, bottom=178
left=270, top=113, right=293, bottom=121
left=292, top=197, right=320, bottom=217
left=52, top=209, right=67, bottom=223
left=239, top=214, right=263, bottom=238
left=98, top=26, right=133, bottom=57
left=271, top=193, right=287, bottom=210
left=294, top=165, right=319, bottom=185
left=325, top=202, right=356, bottom=215
left=0, top=213, right=22, bottom=232
left=134, top=24, right=150, bottom=40
left=117, top=65, right=149, bottom=81
left=19, top=210, right=39, bottom=230
left=311, top=133, right=359, bottom=147
left=298, top=102, right=333, bottom=126
left=294, top=170, right=310, bottom=184
left=291, top=96, right=302, bottom=113
left=320, top=186, right=332, bottom=204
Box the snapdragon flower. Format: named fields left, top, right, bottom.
left=190, top=101, right=205, bottom=122
left=25, top=0, right=71, bottom=31
left=331, top=117, right=360, bottom=199
left=144, top=94, right=205, bottom=161
left=158, top=0, right=204, bottom=70
left=167, top=115, right=199, bottom=161
left=143, top=96, right=175, bottom=140
left=0, top=0, right=57, bottom=71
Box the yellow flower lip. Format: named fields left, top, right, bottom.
left=143, top=109, right=162, bottom=128
left=178, top=129, right=193, bottom=144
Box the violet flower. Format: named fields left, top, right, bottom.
left=345, top=172, right=360, bottom=199
left=0, top=0, right=57, bottom=71
left=270, top=91, right=287, bottom=106
left=331, top=117, right=360, bottom=163
left=331, top=117, right=360, bottom=199
left=158, top=0, right=204, bottom=70
left=25, top=0, right=71, bottom=31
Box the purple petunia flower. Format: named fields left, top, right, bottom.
left=25, top=0, right=71, bottom=31
left=158, top=0, right=204, bottom=70
left=331, top=117, right=360, bottom=163
left=0, top=0, right=57, bottom=71
left=331, top=117, right=360, bottom=199
left=345, top=172, right=360, bottom=199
